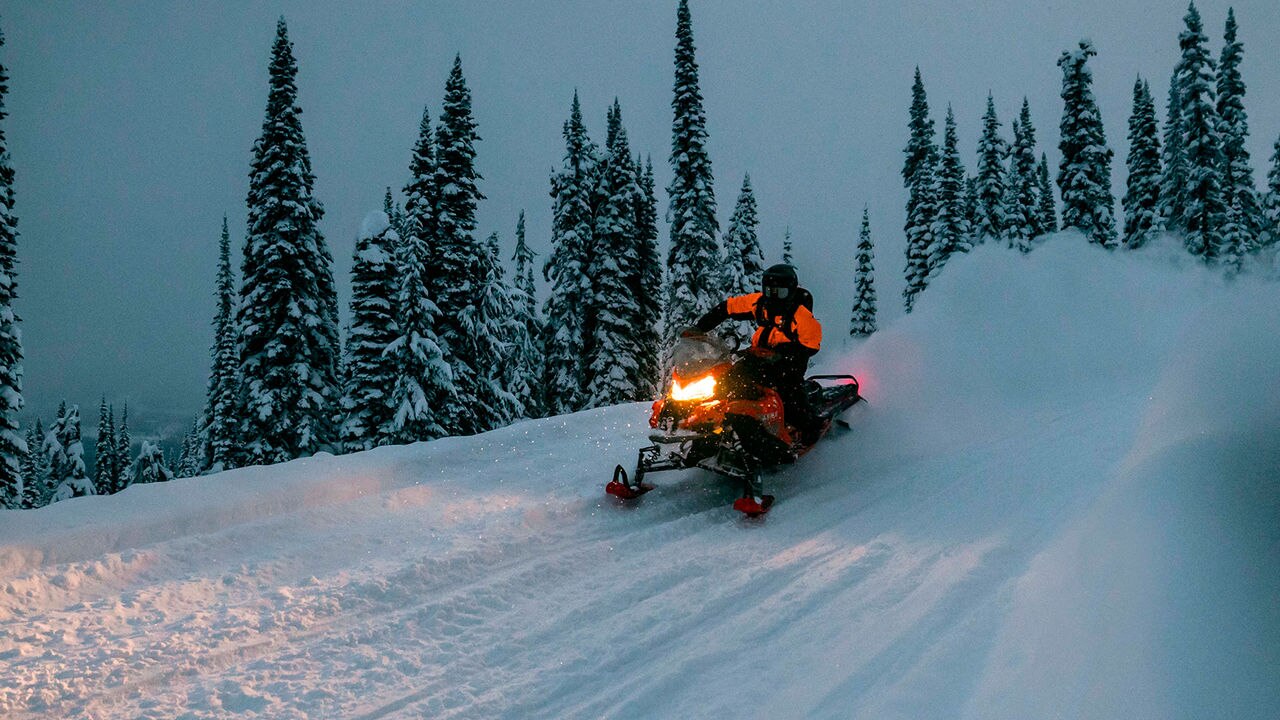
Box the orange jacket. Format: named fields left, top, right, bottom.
left=724, top=292, right=822, bottom=354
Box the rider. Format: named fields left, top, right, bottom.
left=690, top=263, right=823, bottom=444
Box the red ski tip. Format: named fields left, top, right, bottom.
left=606, top=480, right=651, bottom=499
left=733, top=495, right=775, bottom=517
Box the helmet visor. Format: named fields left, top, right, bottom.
left=763, top=285, right=790, bottom=300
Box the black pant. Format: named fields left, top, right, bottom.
left=725, top=353, right=817, bottom=440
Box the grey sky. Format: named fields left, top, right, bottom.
left=4, top=0, right=1279, bottom=420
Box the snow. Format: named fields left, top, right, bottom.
left=2, top=232, right=1277, bottom=718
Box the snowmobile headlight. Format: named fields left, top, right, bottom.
left=671, top=374, right=717, bottom=402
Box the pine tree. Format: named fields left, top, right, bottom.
left=587, top=113, right=644, bottom=408
left=115, top=403, right=131, bottom=490
left=0, top=26, right=24, bottom=507
left=469, top=233, right=523, bottom=427
left=403, top=107, right=439, bottom=297
left=340, top=212, right=401, bottom=451
left=850, top=207, right=878, bottom=337
left=632, top=157, right=664, bottom=395
left=202, top=216, right=239, bottom=472
left=1220, top=194, right=1248, bottom=275
left=1264, top=134, right=1280, bottom=249
left=94, top=396, right=116, bottom=494
left=932, top=105, right=970, bottom=271
left=666, top=0, right=720, bottom=333
left=1159, top=66, right=1189, bottom=231
left=21, top=419, right=50, bottom=507
left=781, top=228, right=793, bottom=265
left=542, top=93, right=596, bottom=415
left=49, top=403, right=93, bottom=501
left=1057, top=40, right=1117, bottom=247
left=902, top=67, right=938, bottom=312
left=720, top=174, right=764, bottom=348
left=132, top=441, right=173, bottom=485
left=510, top=211, right=543, bottom=417
left=1216, top=7, right=1263, bottom=250
left=175, top=424, right=197, bottom=478
left=383, top=187, right=408, bottom=246
left=1177, top=4, right=1228, bottom=262
left=238, top=19, right=341, bottom=464
left=384, top=209, right=454, bottom=444
left=1005, top=99, right=1044, bottom=251
left=1123, top=78, right=1164, bottom=249
left=1037, top=154, right=1058, bottom=232
left=963, top=175, right=980, bottom=231
left=432, top=56, right=487, bottom=435
left=974, top=93, right=1008, bottom=243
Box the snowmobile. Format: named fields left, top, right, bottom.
left=606, top=331, right=863, bottom=517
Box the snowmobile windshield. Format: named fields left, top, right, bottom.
left=671, top=333, right=731, bottom=379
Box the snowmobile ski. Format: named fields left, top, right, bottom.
left=606, top=464, right=654, bottom=499
left=733, top=494, right=775, bottom=517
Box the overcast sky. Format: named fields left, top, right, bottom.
left=4, top=0, right=1279, bottom=419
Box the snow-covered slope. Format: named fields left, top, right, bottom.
left=3, top=233, right=1278, bottom=719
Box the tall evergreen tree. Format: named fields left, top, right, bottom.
left=115, top=403, right=131, bottom=489
left=468, top=232, right=522, bottom=428
left=902, top=67, right=938, bottom=312
left=1176, top=3, right=1228, bottom=262
left=1005, top=99, right=1044, bottom=251
left=176, top=421, right=202, bottom=478
left=202, top=216, right=240, bottom=472
left=1216, top=7, right=1263, bottom=249
left=1159, top=66, right=1189, bottom=231
left=403, top=107, right=439, bottom=296
left=781, top=228, right=793, bottom=265
left=850, top=207, right=878, bottom=338
left=974, top=93, right=1008, bottom=243
left=94, top=396, right=117, bottom=494
left=542, top=93, right=597, bottom=415
left=385, top=207, right=454, bottom=444
left=383, top=187, right=408, bottom=246
left=1220, top=195, right=1248, bottom=275
left=432, top=56, right=487, bottom=435
left=720, top=174, right=764, bottom=349
left=340, top=212, right=401, bottom=452
left=587, top=116, right=645, bottom=408
left=237, top=18, right=341, bottom=464
left=132, top=441, right=173, bottom=485
left=1057, top=40, right=1117, bottom=247
left=932, top=106, right=970, bottom=272
left=0, top=26, right=24, bottom=507
left=1123, top=78, right=1164, bottom=249
left=49, top=403, right=93, bottom=501
left=666, top=0, right=720, bottom=333
left=1036, top=154, right=1058, bottom=232
left=632, top=157, right=664, bottom=395
left=21, top=420, right=48, bottom=508
left=509, top=211, right=543, bottom=417
left=1264, top=134, right=1280, bottom=249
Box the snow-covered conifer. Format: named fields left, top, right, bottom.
left=1264, top=135, right=1280, bottom=249
left=931, top=106, right=970, bottom=271
left=1123, top=78, right=1163, bottom=249
left=115, top=403, right=131, bottom=489
left=1057, top=40, right=1117, bottom=247
left=1159, top=67, right=1188, bottom=231
left=974, top=93, right=1008, bottom=244
left=469, top=233, right=523, bottom=427
left=132, top=441, right=173, bottom=485
left=850, top=207, right=878, bottom=337
left=509, top=211, right=542, bottom=417
left=587, top=114, right=644, bottom=408
left=542, top=93, right=596, bottom=415
left=384, top=214, right=454, bottom=444
left=20, top=420, right=48, bottom=507
left=781, top=228, right=793, bottom=265
left=238, top=19, right=341, bottom=463
left=49, top=403, right=93, bottom=501
left=720, top=174, right=764, bottom=348
left=94, top=396, right=117, bottom=494
left=403, top=107, right=439, bottom=295
left=1176, top=4, right=1228, bottom=262
left=202, top=216, right=239, bottom=471
left=1220, top=195, right=1248, bottom=275
left=0, top=26, right=24, bottom=506
left=666, top=0, right=721, bottom=333
left=432, top=56, right=487, bottom=435
left=1216, top=8, right=1263, bottom=249
left=632, top=157, right=664, bottom=395
left=340, top=212, right=401, bottom=452
left=1036, top=154, right=1058, bottom=232
left=1005, top=99, right=1044, bottom=251
left=902, top=67, right=938, bottom=312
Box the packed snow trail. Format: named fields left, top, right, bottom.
left=2, top=235, right=1277, bottom=719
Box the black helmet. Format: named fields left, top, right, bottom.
left=762, top=263, right=798, bottom=301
